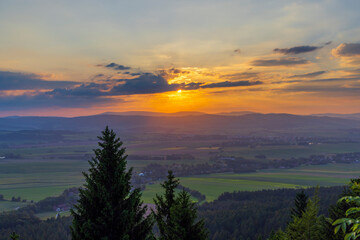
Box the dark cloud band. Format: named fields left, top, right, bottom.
left=332, top=43, right=360, bottom=57
left=105, top=63, right=131, bottom=70
left=288, top=71, right=326, bottom=78
left=0, top=70, right=262, bottom=110
left=274, top=45, right=321, bottom=55
left=251, top=57, right=309, bottom=66
left=0, top=71, right=77, bottom=90
left=201, top=80, right=262, bottom=89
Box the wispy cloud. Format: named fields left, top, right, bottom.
left=277, top=85, right=360, bottom=97
left=0, top=71, right=77, bottom=90
left=0, top=91, right=115, bottom=110
left=101, top=62, right=132, bottom=71
left=158, top=67, right=191, bottom=79
left=200, top=80, right=262, bottom=89
left=332, top=43, right=360, bottom=57
left=288, top=71, right=326, bottom=78
left=251, top=57, right=309, bottom=66
left=221, top=72, right=260, bottom=80
left=233, top=48, right=241, bottom=55
left=274, top=45, right=321, bottom=55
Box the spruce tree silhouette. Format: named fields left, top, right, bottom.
left=71, top=126, right=153, bottom=240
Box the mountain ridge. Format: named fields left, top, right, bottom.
left=1, top=113, right=359, bottom=135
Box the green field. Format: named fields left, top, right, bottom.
left=223, top=143, right=360, bottom=160
left=176, top=164, right=360, bottom=201
left=0, top=159, right=87, bottom=201
left=141, top=163, right=360, bottom=202
left=0, top=156, right=203, bottom=203
left=1, top=134, right=360, bottom=210
left=0, top=201, right=28, bottom=212
left=35, top=211, right=71, bottom=220
left=1, top=158, right=360, bottom=206
left=2, top=134, right=359, bottom=162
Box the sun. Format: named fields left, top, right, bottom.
left=177, top=89, right=182, bottom=93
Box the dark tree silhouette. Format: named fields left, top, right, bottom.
left=153, top=171, right=208, bottom=240
left=10, top=232, right=19, bottom=240
left=153, top=170, right=179, bottom=240
left=291, top=190, right=308, bottom=220
left=170, top=190, right=208, bottom=240
left=70, top=126, right=153, bottom=240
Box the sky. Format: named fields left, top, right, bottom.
left=1, top=0, right=360, bottom=116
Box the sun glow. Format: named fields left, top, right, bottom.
left=177, top=89, right=182, bottom=93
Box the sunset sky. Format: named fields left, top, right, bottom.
left=1, top=0, right=360, bottom=116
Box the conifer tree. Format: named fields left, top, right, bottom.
left=290, top=190, right=308, bottom=220
left=153, top=171, right=208, bottom=240
left=169, top=190, right=208, bottom=240
left=10, top=232, right=19, bottom=240
left=70, top=126, right=154, bottom=240
left=286, top=188, right=325, bottom=240
left=268, top=229, right=287, bottom=240
left=153, top=170, right=179, bottom=240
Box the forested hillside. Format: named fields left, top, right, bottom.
left=0, top=186, right=345, bottom=240
left=199, top=186, right=344, bottom=239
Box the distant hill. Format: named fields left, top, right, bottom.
left=216, top=111, right=256, bottom=116
left=100, top=111, right=256, bottom=117
left=1, top=113, right=360, bottom=136
left=99, top=111, right=207, bottom=117
left=311, top=113, right=360, bottom=120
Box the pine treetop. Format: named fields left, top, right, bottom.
left=291, top=190, right=309, bottom=220
left=170, top=190, right=208, bottom=240
left=153, top=171, right=208, bottom=240
left=70, top=126, right=153, bottom=240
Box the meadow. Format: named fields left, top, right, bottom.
left=142, top=163, right=360, bottom=202
left=0, top=132, right=360, bottom=212
left=224, top=142, right=360, bottom=160
left=2, top=159, right=358, bottom=208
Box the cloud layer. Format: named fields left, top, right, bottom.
left=288, top=71, right=326, bottom=78
left=332, top=43, right=360, bottom=57
left=274, top=45, right=321, bottom=55
left=104, top=63, right=132, bottom=70
left=0, top=71, right=77, bottom=90
left=0, top=69, right=262, bottom=110
left=251, top=57, right=309, bottom=66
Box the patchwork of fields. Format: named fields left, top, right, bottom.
left=0, top=133, right=360, bottom=212
left=0, top=159, right=87, bottom=202
left=142, top=163, right=360, bottom=202
left=0, top=159, right=359, bottom=212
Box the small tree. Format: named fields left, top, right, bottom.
left=153, top=171, right=208, bottom=240
left=268, top=229, right=287, bottom=240
left=286, top=188, right=324, bottom=240
left=10, top=232, right=20, bottom=240
left=153, top=170, right=179, bottom=240
left=291, top=190, right=308, bottom=220
left=70, top=126, right=153, bottom=240
left=170, top=190, right=208, bottom=240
